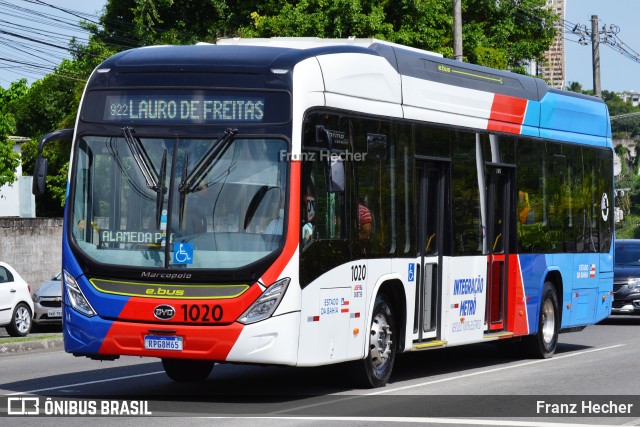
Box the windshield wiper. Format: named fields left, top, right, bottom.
left=121, top=127, right=160, bottom=191
left=156, top=149, right=167, bottom=229
left=178, top=150, right=189, bottom=230
left=121, top=127, right=167, bottom=229
left=179, top=128, right=238, bottom=194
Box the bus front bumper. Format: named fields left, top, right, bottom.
left=63, top=306, right=300, bottom=365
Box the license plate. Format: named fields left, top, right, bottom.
left=144, top=335, right=183, bottom=351
left=47, top=309, right=62, bottom=318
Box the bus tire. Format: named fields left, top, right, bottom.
left=523, top=282, right=559, bottom=358
left=354, top=295, right=396, bottom=388
left=6, top=303, right=32, bottom=337
left=161, top=358, right=214, bottom=382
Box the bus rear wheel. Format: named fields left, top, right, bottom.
left=523, top=282, right=559, bottom=358
left=161, top=358, right=214, bottom=382
left=354, top=295, right=396, bottom=388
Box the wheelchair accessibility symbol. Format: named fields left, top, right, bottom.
left=173, top=243, right=194, bottom=265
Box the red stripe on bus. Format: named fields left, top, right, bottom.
left=508, top=254, right=529, bottom=336
left=260, top=161, right=301, bottom=286
left=98, top=321, right=244, bottom=361
left=487, top=94, right=527, bottom=134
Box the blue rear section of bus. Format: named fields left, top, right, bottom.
left=520, top=253, right=613, bottom=331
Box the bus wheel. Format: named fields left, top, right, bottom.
left=356, top=295, right=396, bottom=388
left=524, top=282, right=559, bottom=358
left=6, top=303, right=32, bottom=337
left=161, top=358, right=214, bottom=382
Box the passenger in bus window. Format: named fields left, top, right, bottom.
left=358, top=203, right=373, bottom=241
left=263, top=188, right=284, bottom=235
left=301, top=180, right=316, bottom=247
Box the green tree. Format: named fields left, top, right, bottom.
left=458, top=0, right=557, bottom=71
left=8, top=36, right=115, bottom=215
left=0, top=80, right=28, bottom=189
left=238, top=0, right=556, bottom=69
left=93, top=0, right=557, bottom=70
left=566, top=81, right=585, bottom=94
left=96, top=0, right=262, bottom=46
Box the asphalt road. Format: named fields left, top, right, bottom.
left=1, top=316, right=640, bottom=426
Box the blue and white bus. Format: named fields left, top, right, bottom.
left=33, top=38, right=614, bottom=387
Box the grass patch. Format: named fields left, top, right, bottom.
left=616, top=214, right=640, bottom=239
left=0, top=334, right=62, bottom=344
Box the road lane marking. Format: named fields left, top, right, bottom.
left=4, top=342, right=626, bottom=422
left=7, top=371, right=166, bottom=396
left=271, top=344, right=625, bottom=415
left=366, top=344, right=625, bottom=396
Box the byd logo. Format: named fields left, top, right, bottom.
left=153, top=305, right=175, bottom=320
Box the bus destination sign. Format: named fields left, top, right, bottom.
left=104, top=94, right=265, bottom=124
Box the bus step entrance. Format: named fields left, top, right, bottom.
left=482, top=331, right=513, bottom=341
left=412, top=340, right=447, bottom=350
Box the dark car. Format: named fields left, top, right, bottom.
left=613, top=239, right=640, bottom=314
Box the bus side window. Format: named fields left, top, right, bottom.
left=301, top=158, right=345, bottom=249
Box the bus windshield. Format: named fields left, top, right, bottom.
left=70, top=132, right=288, bottom=269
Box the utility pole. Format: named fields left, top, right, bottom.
left=453, top=0, right=463, bottom=61
left=591, top=15, right=602, bottom=97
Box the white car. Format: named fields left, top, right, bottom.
left=0, top=261, right=34, bottom=337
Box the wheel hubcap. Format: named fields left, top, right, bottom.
left=369, top=312, right=392, bottom=369
left=541, top=298, right=555, bottom=345
left=15, top=306, right=31, bottom=333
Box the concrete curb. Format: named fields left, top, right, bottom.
left=0, top=337, right=64, bottom=356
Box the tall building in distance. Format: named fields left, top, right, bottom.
left=538, top=0, right=566, bottom=89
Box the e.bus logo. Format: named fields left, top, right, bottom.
left=154, top=305, right=175, bottom=320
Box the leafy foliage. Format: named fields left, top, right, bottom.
left=94, top=0, right=556, bottom=68
left=0, top=80, right=28, bottom=189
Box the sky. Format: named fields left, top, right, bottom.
left=0, top=0, right=106, bottom=89
left=0, top=0, right=639, bottom=92
left=565, top=0, right=640, bottom=93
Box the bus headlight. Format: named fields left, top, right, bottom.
left=238, top=278, right=290, bottom=324
left=63, top=270, right=96, bottom=317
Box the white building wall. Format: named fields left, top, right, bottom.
left=0, top=141, right=35, bottom=218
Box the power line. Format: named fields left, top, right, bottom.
left=571, top=19, right=640, bottom=64
left=0, top=0, right=110, bottom=86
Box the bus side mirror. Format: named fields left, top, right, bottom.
left=31, top=128, right=74, bottom=196
left=32, top=157, right=48, bottom=196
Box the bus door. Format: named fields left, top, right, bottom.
left=484, top=165, right=514, bottom=332
left=414, top=161, right=448, bottom=342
